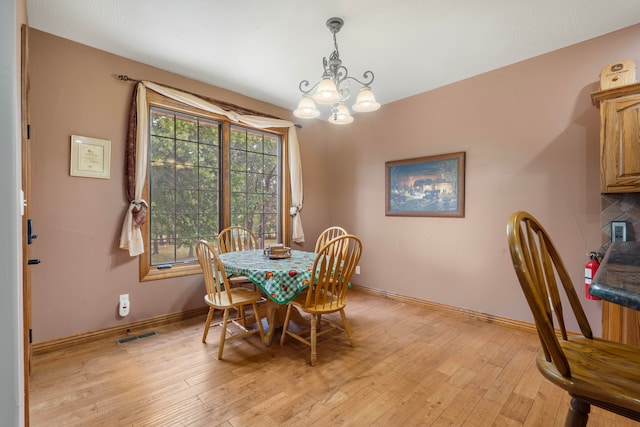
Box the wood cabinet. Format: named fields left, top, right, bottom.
left=591, top=82, right=640, bottom=193
left=591, top=88, right=640, bottom=345
left=602, top=302, right=640, bottom=346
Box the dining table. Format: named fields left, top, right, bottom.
left=218, top=249, right=318, bottom=345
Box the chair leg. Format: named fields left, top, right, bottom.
left=565, top=397, right=589, bottom=427
left=339, top=308, right=355, bottom=348
left=218, top=309, right=230, bottom=360
left=252, top=302, right=265, bottom=341
left=202, top=307, right=214, bottom=343
left=280, top=304, right=293, bottom=346
left=237, top=306, right=247, bottom=327
left=310, top=313, right=317, bottom=367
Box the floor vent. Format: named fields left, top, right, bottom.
left=116, top=331, right=157, bottom=345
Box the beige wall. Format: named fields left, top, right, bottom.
left=28, top=29, right=331, bottom=342
left=29, top=23, right=640, bottom=343
left=331, top=24, right=640, bottom=335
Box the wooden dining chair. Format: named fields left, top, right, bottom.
left=216, top=226, right=262, bottom=325
left=280, top=234, right=362, bottom=366
left=507, top=211, right=640, bottom=426
left=217, top=225, right=259, bottom=253
left=314, top=226, right=347, bottom=253
left=196, top=240, right=265, bottom=360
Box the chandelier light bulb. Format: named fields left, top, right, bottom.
left=294, top=96, right=321, bottom=119
left=352, top=87, right=381, bottom=113
left=328, top=103, right=354, bottom=125
left=312, top=77, right=342, bottom=104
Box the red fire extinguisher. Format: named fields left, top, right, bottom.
left=585, top=252, right=600, bottom=300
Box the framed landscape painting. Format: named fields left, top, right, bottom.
left=385, top=151, right=465, bottom=217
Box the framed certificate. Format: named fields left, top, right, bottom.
left=70, top=135, right=111, bottom=179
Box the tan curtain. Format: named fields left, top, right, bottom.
left=119, top=81, right=304, bottom=256
left=119, top=84, right=149, bottom=256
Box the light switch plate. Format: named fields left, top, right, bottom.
left=611, top=221, right=627, bottom=242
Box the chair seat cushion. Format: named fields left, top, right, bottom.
left=536, top=336, right=640, bottom=414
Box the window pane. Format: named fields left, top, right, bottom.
left=176, top=165, right=197, bottom=189
left=264, top=135, right=278, bottom=155
left=247, top=152, right=263, bottom=173
left=199, top=191, right=217, bottom=213
left=199, top=144, right=218, bottom=166
left=176, top=190, right=198, bottom=213
left=199, top=168, right=217, bottom=190
left=200, top=122, right=219, bottom=145
left=230, top=149, right=247, bottom=171
left=230, top=172, right=246, bottom=193
left=151, top=167, right=175, bottom=193
left=151, top=110, right=174, bottom=137
left=148, top=106, right=221, bottom=266
left=176, top=214, right=197, bottom=237
left=175, top=239, right=197, bottom=263
left=151, top=188, right=175, bottom=213
left=229, top=126, right=281, bottom=246
left=231, top=192, right=247, bottom=213
left=175, top=114, right=198, bottom=142
left=176, top=140, right=198, bottom=165
left=151, top=136, right=174, bottom=162
left=198, top=215, right=218, bottom=241
left=230, top=128, right=246, bottom=150
left=247, top=132, right=263, bottom=153
left=264, top=196, right=277, bottom=213
left=150, top=213, right=175, bottom=265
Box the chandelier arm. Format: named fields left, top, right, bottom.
left=344, top=70, right=375, bottom=88
left=298, top=80, right=320, bottom=95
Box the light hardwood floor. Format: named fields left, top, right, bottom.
left=30, top=291, right=639, bottom=426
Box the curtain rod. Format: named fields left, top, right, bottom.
left=117, top=74, right=302, bottom=128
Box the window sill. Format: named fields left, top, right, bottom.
left=140, top=261, right=202, bottom=282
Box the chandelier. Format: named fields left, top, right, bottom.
left=293, top=17, right=381, bottom=125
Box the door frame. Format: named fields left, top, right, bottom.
left=20, top=23, right=31, bottom=425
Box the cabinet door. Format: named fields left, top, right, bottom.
left=601, top=94, right=640, bottom=193
left=602, top=301, right=640, bottom=346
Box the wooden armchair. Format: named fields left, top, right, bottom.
left=507, top=211, right=640, bottom=426
left=281, top=234, right=362, bottom=366
left=196, top=240, right=265, bottom=360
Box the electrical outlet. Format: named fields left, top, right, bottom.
left=611, top=221, right=627, bottom=242
left=119, top=294, right=130, bottom=317
left=355, top=266, right=361, bottom=274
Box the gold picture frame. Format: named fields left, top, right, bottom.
left=70, top=135, right=111, bottom=179
left=385, top=151, right=465, bottom=217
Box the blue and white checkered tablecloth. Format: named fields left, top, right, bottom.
left=218, top=249, right=317, bottom=304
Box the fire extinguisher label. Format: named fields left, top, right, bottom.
left=585, top=267, right=593, bottom=280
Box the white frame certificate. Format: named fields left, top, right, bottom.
left=70, top=135, right=111, bottom=179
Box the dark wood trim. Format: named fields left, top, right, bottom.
left=31, top=307, right=209, bottom=355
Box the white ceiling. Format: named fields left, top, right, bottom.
left=26, top=0, right=640, bottom=112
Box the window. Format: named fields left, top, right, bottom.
left=140, top=92, right=289, bottom=281
left=229, top=126, right=281, bottom=246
